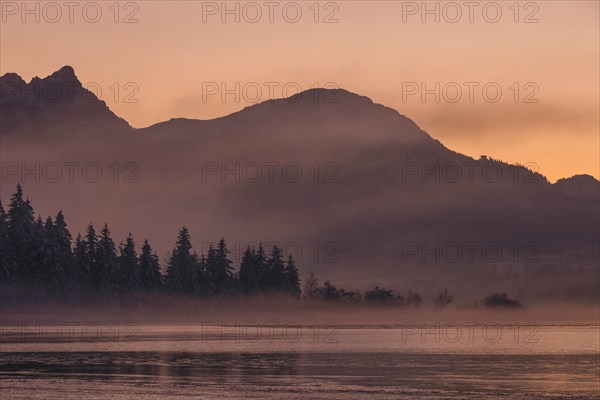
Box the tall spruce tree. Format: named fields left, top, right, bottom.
left=51, top=211, right=73, bottom=287
left=206, top=238, right=234, bottom=295
left=217, top=238, right=235, bottom=291
left=7, top=184, right=35, bottom=282
left=42, top=216, right=66, bottom=293
left=166, top=227, right=197, bottom=294
left=26, top=216, right=47, bottom=287
left=239, top=246, right=258, bottom=295
left=267, top=245, right=286, bottom=292
left=73, top=233, right=91, bottom=293
left=0, top=200, right=16, bottom=283
left=97, top=224, right=120, bottom=296
left=255, top=243, right=269, bottom=291
left=118, top=233, right=140, bottom=292
left=85, top=223, right=100, bottom=290
left=284, top=254, right=301, bottom=296
left=194, top=253, right=208, bottom=296
left=139, top=239, right=162, bottom=291
left=205, top=244, right=218, bottom=295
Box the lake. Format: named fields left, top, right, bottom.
left=1, top=323, right=598, bottom=399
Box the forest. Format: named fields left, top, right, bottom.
left=0, top=184, right=303, bottom=300
left=1, top=184, right=523, bottom=308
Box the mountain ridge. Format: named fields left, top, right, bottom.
left=1, top=66, right=598, bottom=187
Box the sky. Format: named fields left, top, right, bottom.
left=1, top=0, right=598, bottom=182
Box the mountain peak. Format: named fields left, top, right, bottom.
left=0, top=72, right=25, bottom=85
left=286, top=88, right=374, bottom=105
left=0, top=65, right=131, bottom=135
left=40, top=65, right=79, bottom=84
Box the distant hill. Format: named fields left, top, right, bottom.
left=555, top=174, right=600, bottom=201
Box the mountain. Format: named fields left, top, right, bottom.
left=0, top=66, right=131, bottom=136
left=1, top=66, right=598, bottom=300
left=555, top=175, right=600, bottom=201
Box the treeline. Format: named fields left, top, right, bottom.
left=0, top=185, right=300, bottom=299
left=0, top=185, right=522, bottom=308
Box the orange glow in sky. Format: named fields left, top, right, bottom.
left=1, top=0, right=598, bottom=181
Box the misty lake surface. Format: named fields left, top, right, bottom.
left=1, top=324, right=598, bottom=399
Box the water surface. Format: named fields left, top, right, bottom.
left=1, top=324, right=598, bottom=399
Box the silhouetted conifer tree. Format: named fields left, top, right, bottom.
left=86, top=224, right=100, bottom=291
left=42, top=216, right=66, bottom=293
left=26, top=216, right=47, bottom=287
left=284, top=254, right=300, bottom=296
left=51, top=211, right=73, bottom=285
left=97, top=224, right=120, bottom=296
left=73, top=234, right=91, bottom=292
left=194, top=253, right=208, bottom=296
left=267, top=245, right=286, bottom=292
left=166, top=227, right=197, bottom=294
left=119, top=233, right=140, bottom=292
left=239, top=246, right=258, bottom=294
left=255, top=243, right=269, bottom=291
left=139, top=239, right=162, bottom=291
left=7, top=184, right=35, bottom=281
left=206, top=238, right=235, bottom=295
left=0, top=200, right=16, bottom=282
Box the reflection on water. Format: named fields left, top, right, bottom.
left=1, top=325, right=599, bottom=399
